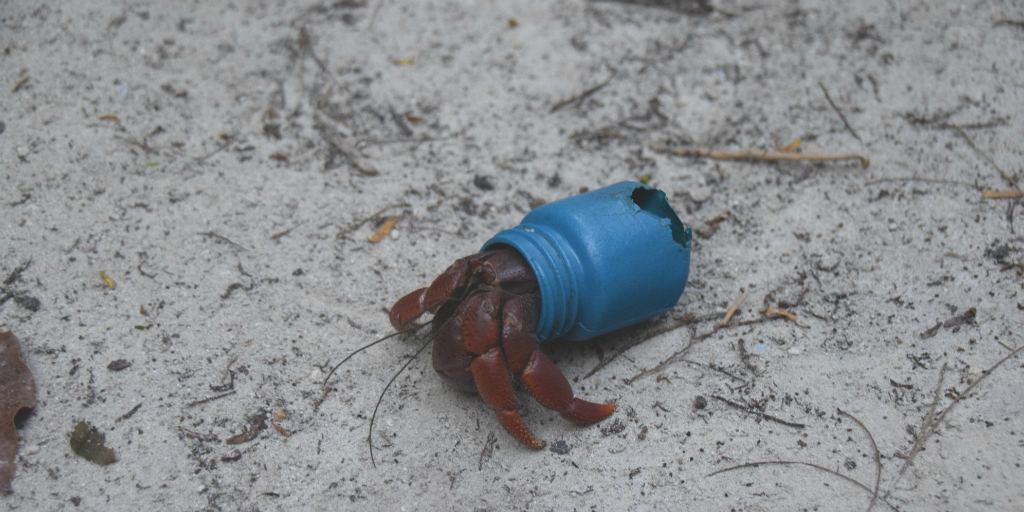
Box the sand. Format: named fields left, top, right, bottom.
left=1, top=0, right=1022, bottom=510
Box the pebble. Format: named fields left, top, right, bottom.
left=689, top=186, right=714, bottom=202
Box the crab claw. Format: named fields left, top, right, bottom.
left=389, top=287, right=428, bottom=329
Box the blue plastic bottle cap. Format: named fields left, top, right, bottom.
left=483, top=182, right=691, bottom=342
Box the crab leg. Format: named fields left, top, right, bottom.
left=459, top=290, right=546, bottom=448
left=502, top=295, right=616, bottom=425
left=471, top=347, right=545, bottom=449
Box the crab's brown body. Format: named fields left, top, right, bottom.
left=389, top=247, right=615, bottom=448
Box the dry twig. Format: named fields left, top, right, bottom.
left=898, top=345, right=1024, bottom=475
left=711, top=395, right=805, bottom=429
left=838, top=410, right=881, bottom=512
left=708, top=461, right=900, bottom=512
left=550, top=72, right=616, bottom=113
left=626, top=314, right=788, bottom=383
left=723, top=291, right=749, bottom=325
left=954, top=125, right=1021, bottom=194
left=651, top=145, right=869, bottom=168
left=819, top=82, right=863, bottom=143
left=583, top=312, right=725, bottom=379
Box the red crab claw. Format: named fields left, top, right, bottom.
left=389, top=253, right=497, bottom=330
left=389, top=287, right=429, bottom=329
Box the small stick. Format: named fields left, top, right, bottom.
left=723, top=291, right=749, bottom=325
left=186, top=390, right=236, bottom=408
left=838, top=410, right=881, bottom=512
left=683, top=359, right=748, bottom=384
left=626, top=314, right=787, bottom=383
left=898, top=345, right=1024, bottom=475
left=116, top=404, right=143, bottom=422
left=651, top=145, right=869, bottom=168
left=819, top=82, right=863, bottom=143
left=197, top=231, right=247, bottom=251
left=865, top=177, right=981, bottom=190
left=550, top=73, right=616, bottom=113
left=711, top=395, right=805, bottom=429
left=367, top=0, right=385, bottom=31
left=196, top=135, right=234, bottom=164
left=708, top=461, right=901, bottom=512
left=954, top=125, right=1022, bottom=194
left=12, top=77, right=29, bottom=93
left=982, top=190, right=1024, bottom=199
left=899, top=364, right=946, bottom=476
left=583, top=311, right=725, bottom=379
left=478, top=432, right=497, bottom=470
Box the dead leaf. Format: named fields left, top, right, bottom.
left=0, top=332, right=36, bottom=490
left=271, top=423, right=291, bottom=437
left=765, top=307, right=797, bottom=322
left=69, top=421, right=117, bottom=466
left=919, top=321, right=942, bottom=339
left=226, top=418, right=267, bottom=445
left=369, top=217, right=399, bottom=243
left=943, top=307, right=976, bottom=328
left=777, top=138, right=801, bottom=152
left=99, top=271, right=115, bottom=290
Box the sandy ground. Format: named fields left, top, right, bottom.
left=2, top=0, right=1023, bottom=510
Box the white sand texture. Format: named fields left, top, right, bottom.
left=2, top=0, right=1023, bottom=510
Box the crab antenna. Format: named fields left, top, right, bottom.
left=369, top=338, right=432, bottom=468
left=322, top=323, right=428, bottom=386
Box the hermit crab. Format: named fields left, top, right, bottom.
left=388, top=182, right=692, bottom=448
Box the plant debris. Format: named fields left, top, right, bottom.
left=0, top=333, right=36, bottom=490
left=69, top=421, right=117, bottom=466
left=368, top=216, right=399, bottom=243
left=651, top=145, right=869, bottom=168
left=549, top=440, right=571, bottom=454
left=921, top=307, right=976, bottom=338
left=478, top=432, right=497, bottom=470
left=723, top=291, right=749, bottom=324
left=942, top=307, right=976, bottom=328
left=99, top=271, right=115, bottom=290
left=225, top=418, right=267, bottom=445
left=107, top=359, right=131, bottom=371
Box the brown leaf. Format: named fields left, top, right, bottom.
left=943, top=307, right=976, bottom=328
left=225, top=418, right=267, bottom=445
left=0, top=332, right=36, bottom=490
left=919, top=321, right=942, bottom=339
left=368, top=217, right=399, bottom=243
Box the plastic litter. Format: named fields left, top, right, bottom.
left=483, top=181, right=692, bottom=342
